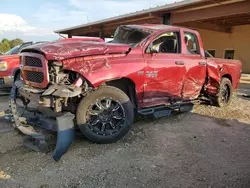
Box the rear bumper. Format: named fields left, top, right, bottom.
left=0, top=76, right=14, bottom=88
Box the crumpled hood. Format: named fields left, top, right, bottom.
left=21, top=41, right=131, bottom=60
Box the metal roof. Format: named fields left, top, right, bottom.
left=54, top=0, right=249, bottom=36
left=54, top=0, right=204, bottom=34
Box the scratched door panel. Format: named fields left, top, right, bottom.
left=181, top=54, right=206, bottom=99
left=143, top=53, right=186, bottom=105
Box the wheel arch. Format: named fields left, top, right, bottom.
left=221, top=74, right=232, bottom=84
left=105, top=77, right=138, bottom=109
left=63, top=69, right=94, bottom=88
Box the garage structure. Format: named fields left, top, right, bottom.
left=54, top=0, right=250, bottom=73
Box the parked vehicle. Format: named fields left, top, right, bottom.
left=0, top=42, right=44, bottom=89
left=10, top=24, right=242, bottom=160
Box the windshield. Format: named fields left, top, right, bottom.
left=109, top=26, right=151, bottom=47
left=5, top=45, right=21, bottom=55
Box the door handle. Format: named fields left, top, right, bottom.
left=175, top=61, right=185, bottom=65
left=199, top=62, right=206, bottom=65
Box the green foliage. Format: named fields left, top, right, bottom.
left=10, top=38, right=23, bottom=48
left=1, top=38, right=10, bottom=44
left=0, top=38, right=24, bottom=53
left=0, top=41, right=10, bottom=52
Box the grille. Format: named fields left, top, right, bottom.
left=25, top=56, right=43, bottom=67
left=26, top=71, right=44, bottom=83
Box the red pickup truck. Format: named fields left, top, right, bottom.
left=0, top=42, right=36, bottom=89
left=10, top=24, right=241, bottom=160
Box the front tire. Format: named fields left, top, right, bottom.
left=76, top=86, right=134, bottom=144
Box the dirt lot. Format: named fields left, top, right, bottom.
left=0, top=88, right=250, bottom=188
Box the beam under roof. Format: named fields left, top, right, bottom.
left=179, top=22, right=232, bottom=33
left=171, top=0, right=250, bottom=24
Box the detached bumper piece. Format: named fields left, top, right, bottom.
left=14, top=112, right=75, bottom=161
left=10, top=83, right=76, bottom=161
left=53, top=113, right=75, bottom=161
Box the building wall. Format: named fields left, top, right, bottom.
left=196, top=24, right=250, bottom=73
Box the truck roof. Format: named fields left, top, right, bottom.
left=125, top=24, right=196, bottom=33
left=60, top=37, right=104, bottom=42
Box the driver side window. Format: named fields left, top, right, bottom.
left=147, top=31, right=180, bottom=54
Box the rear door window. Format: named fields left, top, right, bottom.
left=184, top=32, right=200, bottom=55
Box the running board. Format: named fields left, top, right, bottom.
left=138, top=103, right=194, bottom=118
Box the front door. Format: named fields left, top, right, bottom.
left=143, top=31, right=186, bottom=106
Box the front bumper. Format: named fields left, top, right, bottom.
left=10, top=81, right=76, bottom=161
left=0, top=76, right=13, bottom=88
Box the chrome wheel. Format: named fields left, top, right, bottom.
left=86, top=98, right=125, bottom=136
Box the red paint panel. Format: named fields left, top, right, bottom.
left=206, top=58, right=242, bottom=90
left=143, top=53, right=186, bottom=103
left=0, top=54, right=19, bottom=78
left=23, top=42, right=131, bottom=61
left=179, top=29, right=207, bottom=99
left=62, top=47, right=146, bottom=104
left=181, top=54, right=207, bottom=99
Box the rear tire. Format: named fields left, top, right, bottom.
left=76, top=86, right=134, bottom=144
left=211, top=77, right=232, bottom=107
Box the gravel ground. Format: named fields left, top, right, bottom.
left=0, top=90, right=250, bottom=188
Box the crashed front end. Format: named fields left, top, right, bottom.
left=10, top=52, right=88, bottom=161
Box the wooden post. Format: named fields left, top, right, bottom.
left=162, top=13, right=171, bottom=25
left=68, top=33, right=72, bottom=38
left=99, top=26, right=104, bottom=39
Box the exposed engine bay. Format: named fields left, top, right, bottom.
left=20, top=60, right=90, bottom=114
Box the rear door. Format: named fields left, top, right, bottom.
left=181, top=31, right=207, bottom=99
